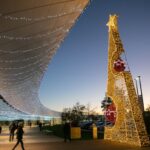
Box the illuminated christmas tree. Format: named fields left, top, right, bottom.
left=105, top=15, right=150, bottom=147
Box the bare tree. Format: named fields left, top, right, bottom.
left=146, top=105, right=150, bottom=111
left=61, top=102, right=85, bottom=126
left=84, top=103, right=99, bottom=121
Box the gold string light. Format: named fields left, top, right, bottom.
left=105, top=14, right=150, bottom=147
left=0, top=6, right=82, bottom=21
left=0, top=0, right=90, bottom=117
left=0, top=23, right=72, bottom=40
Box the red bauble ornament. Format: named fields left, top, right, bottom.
left=105, top=103, right=116, bottom=124
left=114, top=58, right=125, bottom=72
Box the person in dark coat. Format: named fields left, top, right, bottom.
left=12, top=122, right=25, bottom=150
left=63, top=122, right=71, bottom=142
left=0, top=125, right=2, bottom=134
left=9, top=122, right=17, bottom=142
left=29, top=122, right=32, bottom=128
left=39, top=122, right=42, bottom=131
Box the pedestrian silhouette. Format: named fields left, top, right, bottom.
left=29, top=121, right=32, bottom=128
left=12, top=122, right=25, bottom=150
left=9, top=122, right=17, bottom=142
left=63, top=122, right=71, bottom=142
left=0, top=125, right=2, bottom=134
left=39, top=122, right=42, bottom=131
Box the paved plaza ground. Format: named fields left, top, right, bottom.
left=0, top=126, right=150, bottom=150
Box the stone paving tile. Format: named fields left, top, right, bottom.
left=1, top=140, right=149, bottom=150
left=0, top=126, right=150, bottom=150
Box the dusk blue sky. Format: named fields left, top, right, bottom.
left=39, top=0, right=150, bottom=112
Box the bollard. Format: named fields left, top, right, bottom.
left=92, top=126, right=97, bottom=139
left=71, top=127, right=81, bottom=139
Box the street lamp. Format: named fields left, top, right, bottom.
left=137, top=76, right=143, bottom=99
left=135, top=76, right=144, bottom=112
left=134, top=79, right=139, bottom=96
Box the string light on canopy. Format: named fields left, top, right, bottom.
left=0, top=0, right=90, bottom=118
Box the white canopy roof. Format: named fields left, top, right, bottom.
left=0, top=0, right=89, bottom=116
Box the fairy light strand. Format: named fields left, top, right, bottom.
left=0, top=6, right=82, bottom=22
left=0, top=24, right=71, bottom=41
left=0, top=0, right=90, bottom=117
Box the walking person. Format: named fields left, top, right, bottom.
left=9, top=122, right=17, bottom=142
left=0, top=125, right=2, bottom=134
left=63, top=122, right=71, bottom=142
left=12, top=122, right=25, bottom=150
left=39, top=122, right=42, bottom=131
left=29, top=121, right=32, bottom=128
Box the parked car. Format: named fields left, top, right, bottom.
left=105, top=121, right=114, bottom=126
left=95, top=121, right=104, bottom=132
left=80, top=121, right=93, bottom=130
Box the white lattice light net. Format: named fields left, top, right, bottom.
left=0, top=0, right=90, bottom=118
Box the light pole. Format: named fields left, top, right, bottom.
left=137, top=76, right=143, bottom=99
left=134, top=79, right=139, bottom=96
left=135, top=76, right=144, bottom=112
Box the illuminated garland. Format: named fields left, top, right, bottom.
left=0, top=48, right=55, bottom=63
left=0, top=6, right=82, bottom=22
left=0, top=73, right=38, bottom=82
left=0, top=32, right=64, bottom=54
left=0, top=54, right=52, bottom=70
left=0, top=54, right=51, bottom=84
left=0, top=74, right=41, bottom=85
left=0, top=24, right=71, bottom=40
left=0, top=56, right=51, bottom=78
left=0, top=43, right=50, bottom=53
left=0, top=0, right=90, bottom=117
